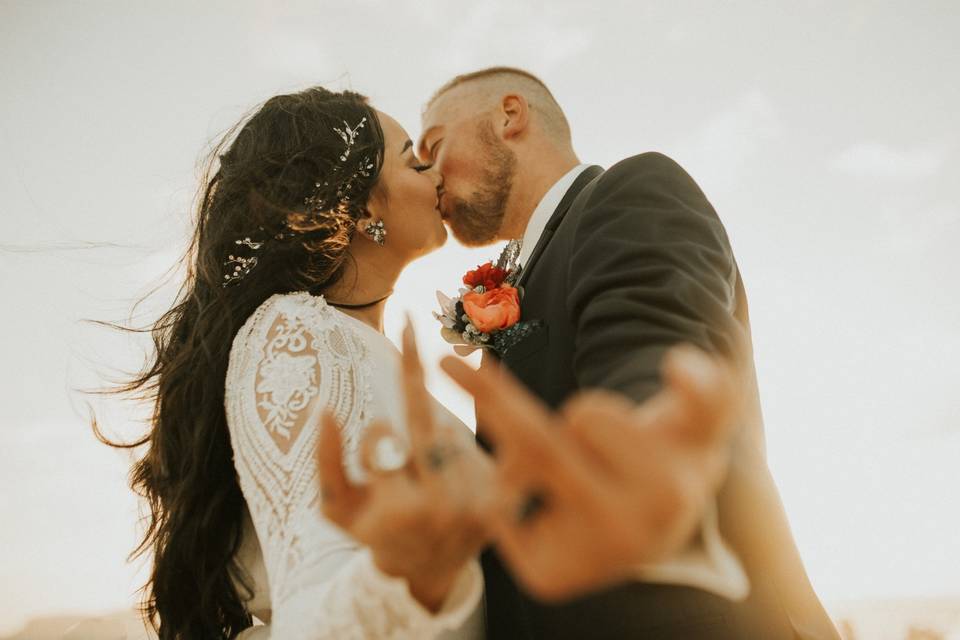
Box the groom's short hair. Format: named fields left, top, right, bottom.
left=426, top=66, right=571, bottom=144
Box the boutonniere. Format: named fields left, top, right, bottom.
left=434, top=240, right=542, bottom=357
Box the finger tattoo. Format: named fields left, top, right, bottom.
left=516, top=491, right=548, bottom=524
left=424, top=442, right=462, bottom=471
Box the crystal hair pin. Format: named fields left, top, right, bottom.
left=333, top=117, right=367, bottom=162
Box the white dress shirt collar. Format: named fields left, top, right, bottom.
left=516, top=164, right=592, bottom=268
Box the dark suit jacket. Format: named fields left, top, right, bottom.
left=478, top=155, right=840, bottom=639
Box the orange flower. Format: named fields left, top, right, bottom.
left=462, top=285, right=521, bottom=333
left=463, top=261, right=509, bottom=290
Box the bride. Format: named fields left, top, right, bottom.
left=107, top=87, right=489, bottom=639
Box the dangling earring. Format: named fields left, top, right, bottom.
left=364, top=219, right=387, bottom=246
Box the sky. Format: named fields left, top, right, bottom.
left=1, top=0, right=958, bottom=634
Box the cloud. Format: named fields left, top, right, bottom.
left=251, top=27, right=342, bottom=80
left=415, top=0, right=594, bottom=74
left=664, top=23, right=695, bottom=45
left=672, top=89, right=785, bottom=194
left=828, top=142, right=947, bottom=180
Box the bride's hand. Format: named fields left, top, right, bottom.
left=316, top=320, right=491, bottom=612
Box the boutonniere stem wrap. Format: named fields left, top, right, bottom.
left=434, top=249, right=540, bottom=357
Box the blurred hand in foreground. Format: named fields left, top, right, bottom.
left=441, top=345, right=741, bottom=602
left=317, top=320, right=492, bottom=611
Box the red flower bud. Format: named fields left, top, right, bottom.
left=463, top=261, right=509, bottom=290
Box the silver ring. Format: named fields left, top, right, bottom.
left=371, top=434, right=409, bottom=473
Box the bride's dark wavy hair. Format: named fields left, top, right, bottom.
left=96, top=87, right=385, bottom=638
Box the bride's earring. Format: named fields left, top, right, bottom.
left=364, top=220, right=387, bottom=246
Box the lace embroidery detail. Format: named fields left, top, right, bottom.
left=226, top=292, right=373, bottom=599
left=257, top=349, right=318, bottom=440
left=225, top=292, right=482, bottom=638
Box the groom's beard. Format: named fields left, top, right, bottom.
left=446, top=121, right=516, bottom=247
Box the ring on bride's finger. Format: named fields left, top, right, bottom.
left=515, top=491, right=547, bottom=524
left=371, top=435, right=409, bottom=473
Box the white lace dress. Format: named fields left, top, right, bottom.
left=224, top=291, right=485, bottom=640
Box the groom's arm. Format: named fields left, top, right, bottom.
left=567, top=152, right=744, bottom=404
left=566, top=152, right=750, bottom=599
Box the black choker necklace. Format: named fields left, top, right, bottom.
left=327, top=292, right=392, bottom=310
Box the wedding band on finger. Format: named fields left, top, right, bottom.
left=370, top=434, right=409, bottom=473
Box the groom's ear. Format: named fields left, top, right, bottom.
left=499, top=94, right=529, bottom=140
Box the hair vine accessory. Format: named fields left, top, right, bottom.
left=364, top=220, right=387, bottom=246
left=222, top=115, right=378, bottom=287
left=221, top=227, right=289, bottom=287
left=223, top=236, right=261, bottom=286
left=303, top=116, right=376, bottom=217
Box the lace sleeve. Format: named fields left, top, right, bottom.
left=225, top=293, right=481, bottom=640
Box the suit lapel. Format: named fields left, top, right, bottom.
left=517, top=165, right=604, bottom=288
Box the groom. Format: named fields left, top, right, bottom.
left=419, top=67, right=839, bottom=639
